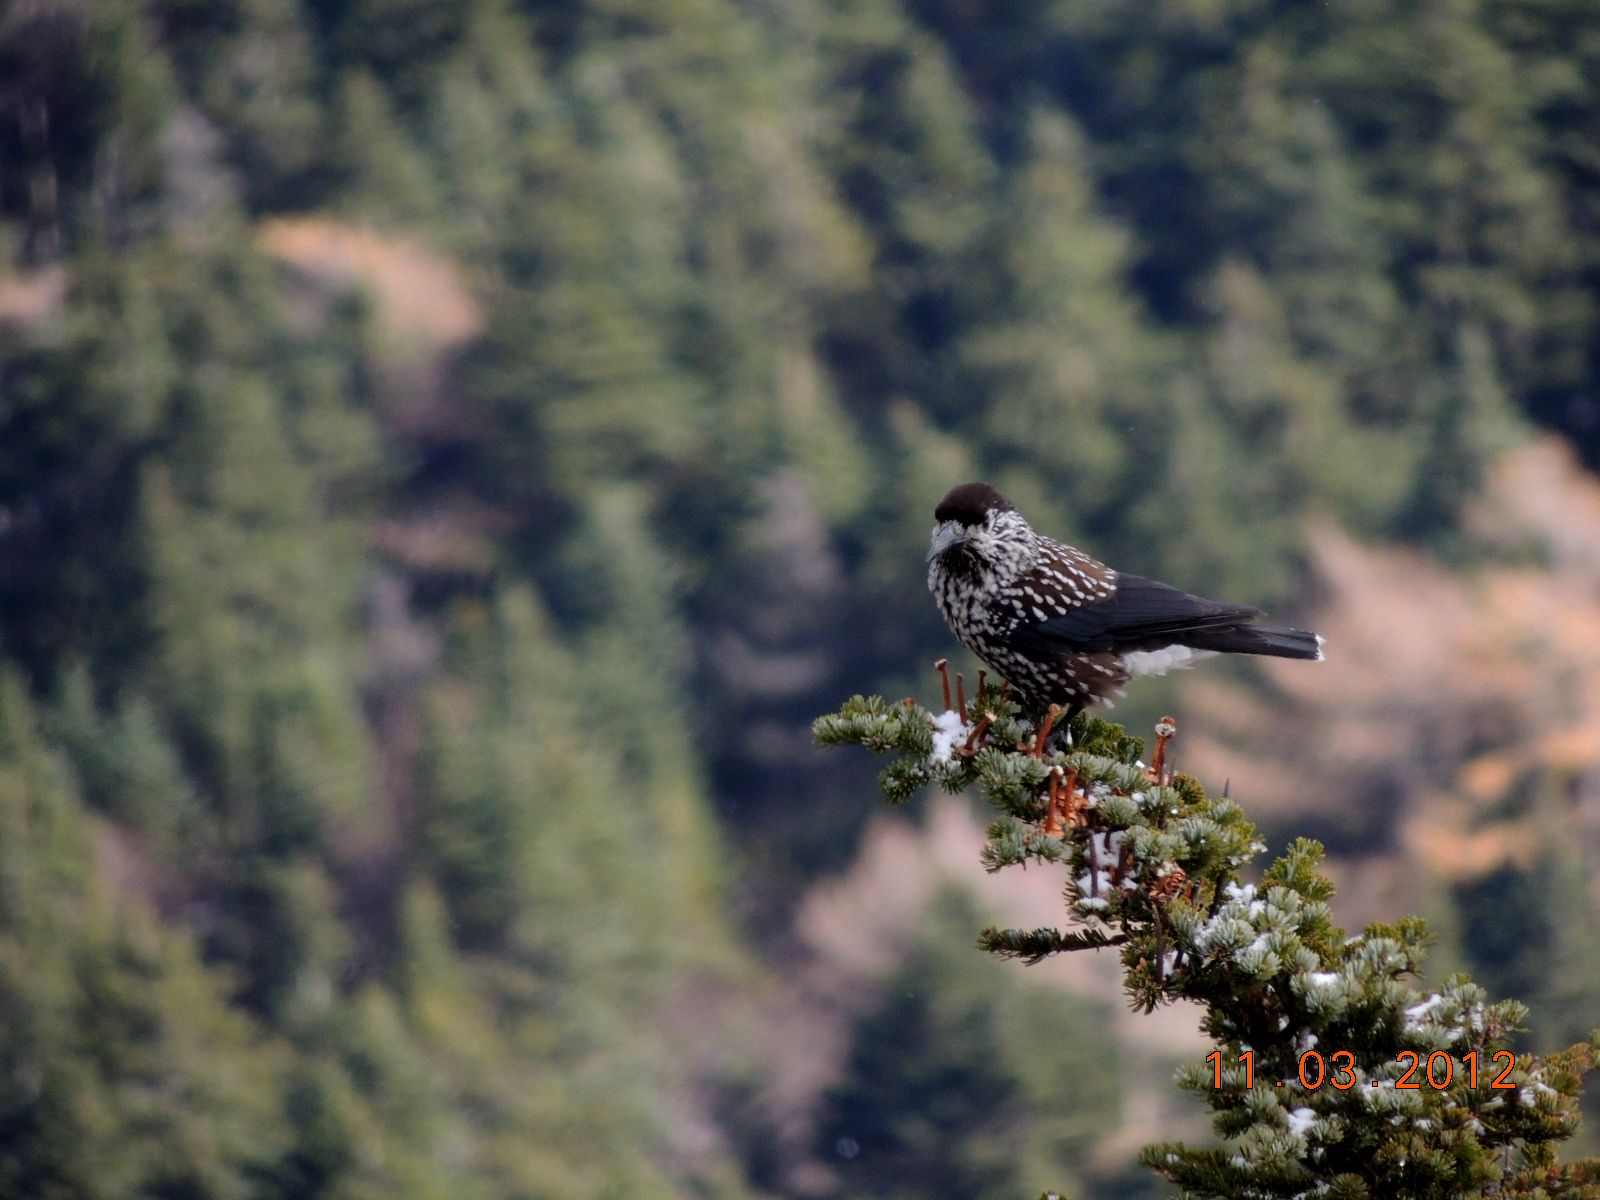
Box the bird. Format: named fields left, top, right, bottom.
left=926, top=481, right=1322, bottom=730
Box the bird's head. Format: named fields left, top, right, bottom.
left=927, top=482, right=1030, bottom=570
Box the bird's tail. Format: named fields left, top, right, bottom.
left=1189, top=624, right=1324, bottom=661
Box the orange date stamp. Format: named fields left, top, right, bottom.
left=1208, top=1049, right=1522, bottom=1091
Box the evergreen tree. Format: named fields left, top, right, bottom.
left=817, top=681, right=1600, bottom=1197
left=0, top=670, right=295, bottom=1199
left=817, top=887, right=1122, bottom=1200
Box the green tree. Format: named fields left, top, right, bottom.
left=817, top=686, right=1600, bottom=1197
left=0, top=671, right=294, bottom=1199
left=817, top=887, right=1122, bottom=1200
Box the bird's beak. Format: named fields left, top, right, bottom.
left=926, top=522, right=968, bottom=563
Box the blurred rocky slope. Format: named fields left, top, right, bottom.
left=1184, top=437, right=1600, bottom=1057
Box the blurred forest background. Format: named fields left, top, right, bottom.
left=3, top=1, right=1600, bottom=1197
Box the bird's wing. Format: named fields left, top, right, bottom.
left=1011, top=572, right=1263, bottom=654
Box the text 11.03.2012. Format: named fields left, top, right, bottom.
left=1207, top=1049, right=1520, bottom=1091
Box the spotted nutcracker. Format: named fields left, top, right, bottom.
left=926, top=482, right=1322, bottom=726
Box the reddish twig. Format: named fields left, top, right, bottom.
left=1041, top=764, right=1088, bottom=838
left=1040, top=768, right=1065, bottom=837
left=1031, top=705, right=1064, bottom=756
left=956, top=672, right=967, bottom=720
left=1060, top=764, right=1081, bottom=826
left=1150, top=715, right=1177, bottom=784
left=935, top=659, right=952, bottom=711
left=959, top=712, right=994, bottom=756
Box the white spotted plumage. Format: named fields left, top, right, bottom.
left=926, top=482, right=1324, bottom=720
left=927, top=506, right=1122, bottom=708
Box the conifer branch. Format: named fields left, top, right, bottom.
left=814, top=665, right=1600, bottom=1198
left=980, top=926, right=1129, bottom=962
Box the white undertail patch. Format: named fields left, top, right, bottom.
left=1119, top=645, right=1219, bottom=679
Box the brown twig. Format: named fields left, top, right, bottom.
left=1040, top=765, right=1091, bottom=839
left=976, top=668, right=987, bottom=698
left=959, top=712, right=994, bottom=756
left=1031, top=705, right=1064, bottom=756
left=956, top=672, right=967, bottom=720
left=935, top=659, right=952, bottom=711
left=1040, top=768, right=1065, bottom=838
left=1059, top=764, right=1082, bottom=827
left=1110, top=841, right=1135, bottom=890
left=1150, top=715, right=1177, bottom=784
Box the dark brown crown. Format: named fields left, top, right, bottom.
left=934, top=482, right=1015, bottom=526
